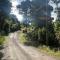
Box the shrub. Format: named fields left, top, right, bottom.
left=26, top=27, right=46, bottom=46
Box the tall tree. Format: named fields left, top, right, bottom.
left=0, top=0, right=11, bottom=32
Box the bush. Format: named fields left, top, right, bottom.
left=54, top=20, right=60, bottom=48
left=26, top=25, right=59, bottom=48
left=26, top=27, right=46, bottom=46
left=38, top=27, right=46, bottom=44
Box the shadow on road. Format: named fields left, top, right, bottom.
left=0, top=52, right=4, bottom=60
left=0, top=45, right=4, bottom=50
left=0, top=45, right=4, bottom=60
left=24, top=41, right=40, bottom=47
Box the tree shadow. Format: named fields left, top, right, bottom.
left=24, top=41, right=40, bottom=47
left=24, top=40, right=60, bottom=52
left=0, top=45, right=4, bottom=60
left=0, top=52, right=4, bottom=60
left=0, top=45, right=4, bottom=50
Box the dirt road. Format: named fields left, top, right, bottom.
left=2, top=32, right=57, bottom=60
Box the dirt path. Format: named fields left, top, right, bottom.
left=2, top=32, right=57, bottom=60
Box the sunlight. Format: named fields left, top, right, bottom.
left=16, top=14, right=23, bottom=22
left=10, top=0, right=23, bottom=22
left=12, top=1, right=18, bottom=6
left=49, top=0, right=57, bottom=22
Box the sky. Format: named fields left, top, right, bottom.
left=10, top=0, right=32, bottom=22
left=49, top=0, right=57, bottom=22
left=10, top=0, right=23, bottom=22
left=10, top=0, right=60, bottom=22
left=49, top=0, right=60, bottom=22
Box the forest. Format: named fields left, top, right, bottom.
left=0, top=0, right=60, bottom=59
left=19, top=0, right=60, bottom=51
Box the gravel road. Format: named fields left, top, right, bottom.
left=2, top=32, right=57, bottom=60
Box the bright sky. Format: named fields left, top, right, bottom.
left=10, top=0, right=60, bottom=22
left=49, top=0, right=60, bottom=22
left=10, top=0, right=23, bottom=22
left=49, top=0, right=57, bottom=22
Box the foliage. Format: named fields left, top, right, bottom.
left=18, top=31, right=27, bottom=44
left=38, top=45, right=60, bottom=57
left=23, top=21, right=59, bottom=48
left=19, top=0, right=60, bottom=50
left=20, top=0, right=53, bottom=27
left=54, top=20, right=60, bottom=47
left=0, top=15, right=21, bottom=35
left=51, top=0, right=60, bottom=20
left=0, top=0, right=11, bottom=34
left=25, top=27, right=46, bottom=47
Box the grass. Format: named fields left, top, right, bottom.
left=18, top=31, right=27, bottom=44
left=38, top=45, right=60, bottom=57
left=19, top=31, right=60, bottom=58
left=0, top=36, right=5, bottom=45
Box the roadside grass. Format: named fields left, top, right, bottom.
left=38, top=45, right=60, bottom=57
left=0, top=35, right=6, bottom=59
left=0, top=36, right=5, bottom=45
left=19, top=31, right=60, bottom=58
left=18, top=31, right=27, bottom=44
left=4, top=36, right=9, bottom=44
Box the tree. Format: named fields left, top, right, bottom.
left=52, top=0, right=60, bottom=20
left=0, top=0, right=11, bottom=32
left=57, top=7, right=60, bottom=20
left=54, top=20, right=60, bottom=48
left=0, top=10, right=10, bottom=32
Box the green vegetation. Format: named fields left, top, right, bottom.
left=38, top=46, right=60, bottom=57
left=0, top=36, right=5, bottom=45
left=0, top=0, right=60, bottom=58
left=19, top=30, right=60, bottom=57
left=19, top=31, right=27, bottom=44
left=18, top=0, right=60, bottom=58
left=0, top=11, right=21, bottom=35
